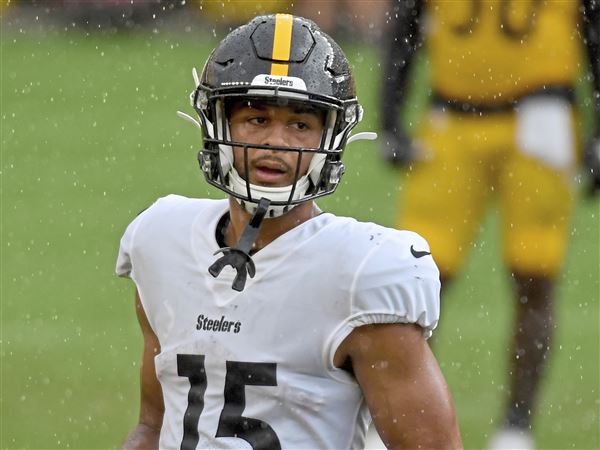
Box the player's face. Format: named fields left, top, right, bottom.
left=228, top=100, right=325, bottom=187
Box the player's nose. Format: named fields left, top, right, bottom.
left=260, top=121, right=289, bottom=149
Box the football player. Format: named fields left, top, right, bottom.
left=379, top=0, right=600, bottom=449
left=117, top=13, right=462, bottom=450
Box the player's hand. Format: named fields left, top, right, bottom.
left=583, top=131, right=600, bottom=197
left=379, top=129, right=420, bottom=167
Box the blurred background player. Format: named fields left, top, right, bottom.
left=378, top=0, right=600, bottom=448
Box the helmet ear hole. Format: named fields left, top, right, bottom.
left=194, top=89, right=209, bottom=112
left=320, top=161, right=345, bottom=191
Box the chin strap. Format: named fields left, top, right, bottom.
left=208, top=197, right=271, bottom=291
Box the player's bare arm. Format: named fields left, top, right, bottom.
left=121, top=291, right=164, bottom=450
left=335, top=323, right=463, bottom=450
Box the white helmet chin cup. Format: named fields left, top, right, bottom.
left=228, top=168, right=311, bottom=217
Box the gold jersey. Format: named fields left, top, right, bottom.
left=426, top=0, right=584, bottom=105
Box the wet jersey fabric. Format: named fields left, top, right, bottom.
left=116, top=195, right=440, bottom=450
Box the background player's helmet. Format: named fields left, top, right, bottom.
left=191, top=13, right=363, bottom=217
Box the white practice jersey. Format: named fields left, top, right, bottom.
left=116, top=195, right=440, bottom=450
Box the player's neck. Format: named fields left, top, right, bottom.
left=226, top=197, right=321, bottom=252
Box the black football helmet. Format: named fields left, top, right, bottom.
left=179, top=14, right=372, bottom=217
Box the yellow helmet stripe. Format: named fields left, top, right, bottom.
left=271, top=14, right=294, bottom=76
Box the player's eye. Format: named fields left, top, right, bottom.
left=249, top=116, right=268, bottom=125
left=291, top=121, right=309, bottom=131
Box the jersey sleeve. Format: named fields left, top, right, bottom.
left=352, top=231, right=440, bottom=336
left=115, top=197, right=168, bottom=278
left=337, top=230, right=440, bottom=347
left=115, top=209, right=147, bottom=278
left=325, top=230, right=441, bottom=378
left=115, top=195, right=193, bottom=279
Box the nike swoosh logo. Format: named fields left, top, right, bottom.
left=410, top=245, right=431, bottom=258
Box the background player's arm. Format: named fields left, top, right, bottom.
left=379, top=0, right=424, bottom=166
left=121, top=291, right=164, bottom=450
left=582, top=0, right=600, bottom=114
left=335, top=323, right=462, bottom=450
left=582, top=0, right=600, bottom=195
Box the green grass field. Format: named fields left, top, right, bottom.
left=2, top=20, right=599, bottom=449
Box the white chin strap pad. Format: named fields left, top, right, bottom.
left=228, top=168, right=311, bottom=217
left=307, top=153, right=326, bottom=185
left=219, top=144, right=234, bottom=174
